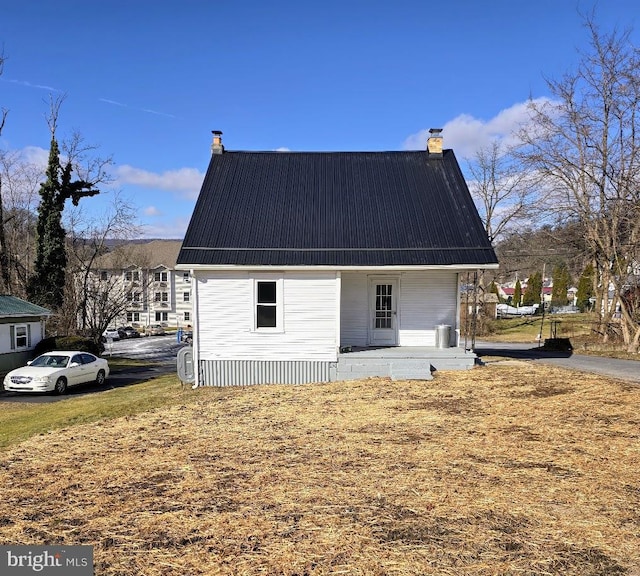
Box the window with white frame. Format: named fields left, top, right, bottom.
left=100, top=271, right=108, bottom=281
left=255, top=279, right=282, bottom=330
left=155, top=312, right=168, bottom=322
left=11, top=324, right=30, bottom=350
left=184, top=312, right=190, bottom=322
left=183, top=291, right=190, bottom=302
left=126, top=312, right=140, bottom=322
left=154, top=292, right=169, bottom=302
left=154, top=271, right=168, bottom=282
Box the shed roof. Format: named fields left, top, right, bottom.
left=178, top=149, right=498, bottom=267
left=0, top=295, right=51, bottom=317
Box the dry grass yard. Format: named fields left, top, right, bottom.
left=0, top=361, right=639, bottom=575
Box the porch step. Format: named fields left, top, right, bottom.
left=336, top=358, right=433, bottom=381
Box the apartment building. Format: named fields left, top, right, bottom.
left=94, top=240, right=193, bottom=328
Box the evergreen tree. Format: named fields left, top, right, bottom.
left=576, top=263, right=595, bottom=311
left=523, top=272, right=542, bottom=306
left=27, top=135, right=98, bottom=310
left=514, top=279, right=522, bottom=307
left=551, top=262, right=571, bottom=307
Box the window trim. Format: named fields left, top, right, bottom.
left=252, top=277, right=284, bottom=332
left=11, top=324, right=30, bottom=350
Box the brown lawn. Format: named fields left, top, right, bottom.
left=0, top=361, right=639, bottom=575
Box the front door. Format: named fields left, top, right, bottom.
left=369, top=278, right=398, bottom=346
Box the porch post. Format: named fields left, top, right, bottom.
left=336, top=271, right=342, bottom=353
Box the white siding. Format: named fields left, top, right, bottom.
left=0, top=319, right=44, bottom=353
left=340, top=271, right=459, bottom=347
left=195, top=271, right=339, bottom=362
left=398, top=271, right=458, bottom=346
left=340, top=273, right=369, bottom=346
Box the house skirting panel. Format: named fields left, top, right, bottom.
left=0, top=350, right=32, bottom=380
left=199, top=359, right=336, bottom=387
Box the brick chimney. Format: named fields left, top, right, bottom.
left=211, top=130, right=224, bottom=154
left=427, top=128, right=443, bottom=158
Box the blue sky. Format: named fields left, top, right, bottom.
left=1, top=0, right=638, bottom=238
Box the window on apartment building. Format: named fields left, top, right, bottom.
left=126, top=312, right=141, bottom=322
left=154, top=271, right=168, bottom=282
left=184, top=312, right=190, bottom=322
left=183, top=292, right=190, bottom=302
left=154, top=292, right=168, bottom=302
left=155, top=312, right=168, bottom=322
left=133, top=292, right=141, bottom=302
left=100, top=271, right=108, bottom=281
left=183, top=272, right=190, bottom=283
left=126, top=292, right=133, bottom=302
left=256, top=280, right=280, bottom=329
left=124, top=270, right=140, bottom=282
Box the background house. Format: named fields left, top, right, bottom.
left=0, top=295, right=50, bottom=377
left=177, top=131, right=498, bottom=386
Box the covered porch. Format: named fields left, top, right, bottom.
left=334, top=345, right=477, bottom=381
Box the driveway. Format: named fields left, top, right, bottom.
left=474, top=340, right=640, bottom=384
left=0, top=334, right=186, bottom=404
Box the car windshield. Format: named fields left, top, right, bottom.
left=30, top=355, right=70, bottom=368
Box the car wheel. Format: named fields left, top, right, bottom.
left=95, top=369, right=106, bottom=386
left=54, top=377, right=68, bottom=395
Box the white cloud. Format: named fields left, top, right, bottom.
left=143, top=206, right=161, bottom=216
left=114, top=165, right=204, bottom=200
left=403, top=98, right=555, bottom=160
left=140, top=216, right=191, bottom=239
left=20, top=146, right=49, bottom=168
left=275, top=147, right=290, bottom=152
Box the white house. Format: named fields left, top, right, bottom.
left=177, top=130, right=498, bottom=386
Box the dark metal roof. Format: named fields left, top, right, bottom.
left=178, top=150, right=498, bottom=267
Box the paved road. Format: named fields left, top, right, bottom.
left=0, top=334, right=186, bottom=404
left=474, top=340, right=640, bottom=384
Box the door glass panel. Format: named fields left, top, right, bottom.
left=375, top=284, right=393, bottom=329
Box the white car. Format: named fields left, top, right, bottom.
left=3, top=351, right=110, bottom=395
left=102, top=327, right=120, bottom=341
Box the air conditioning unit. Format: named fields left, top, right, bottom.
left=159, top=282, right=167, bottom=288
left=160, top=303, right=169, bottom=308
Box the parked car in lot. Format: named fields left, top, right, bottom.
left=118, top=326, right=140, bottom=339
left=3, top=351, right=110, bottom=394
left=102, top=327, right=120, bottom=342
left=146, top=324, right=166, bottom=336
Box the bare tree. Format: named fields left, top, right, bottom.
left=0, top=47, right=11, bottom=291
left=0, top=150, right=41, bottom=295
left=466, top=140, right=539, bottom=244
left=65, top=194, right=143, bottom=342
left=518, top=16, right=640, bottom=351
left=0, top=47, right=7, bottom=136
